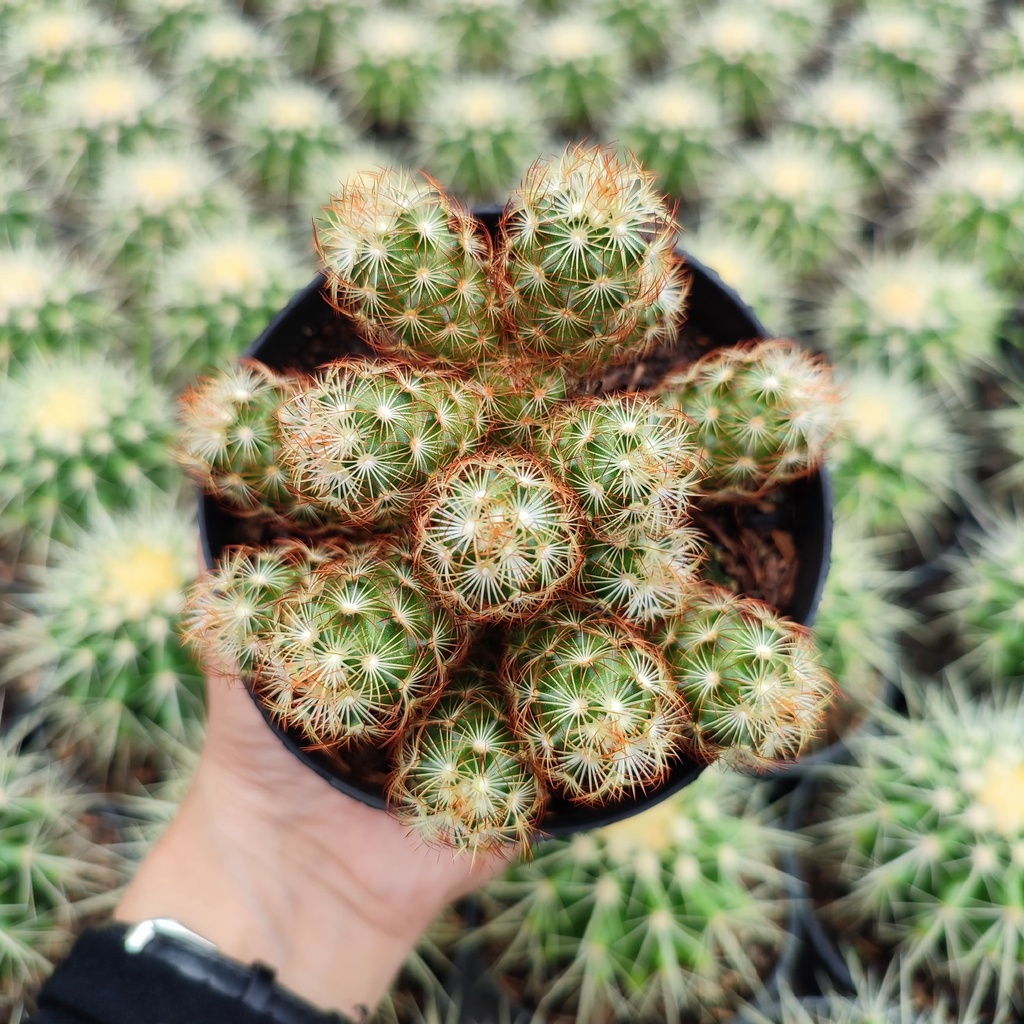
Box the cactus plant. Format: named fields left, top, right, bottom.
left=978, top=8, right=1024, bottom=77
left=784, top=74, right=910, bottom=189
left=678, top=3, right=801, bottom=126
left=910, top=147, right=1024, bottom=287
left=864, top=0, right=987, bottom=38
left=829, top=364, right=967, bottom=547
left=0, top=350, right=176, bottom=556
left=413, top=450, right=585, bottom=622
left=505, top=607, right=690, bottom=804
left=229, top=80, right=351, bottom=202
left=433, top=0, right=521, bottom=71
left=834, top=9, right=959, bottom=110
left=607, top=77, right=733, bottom=200
left=474, top=357, right=580, bottom=448
left=0, top=242, right=120, bottom=363
left=658, top=339, right=838, bottom=499
left=518, top=9, right=628, bottom=131
left=298, top=139, right=400, bottom=233
left=708, top=134, right=862, bottom=277
left=415, top=76, right=545, bottom=205
left=124, top=0, right=227, bottom=60
left=820, top=248, right=1011, bottom=398
left=474, top=765, right=800, bottom=1023
left=151, top=221, right=309, bottom=380
left=315, top=167, right=504, bottom=367
left=950, top=71, right=1024, bottom=154
left=594, top=0, right=679, bottom=68
left=760, top=0, right=829, bottom=50
left=499, top=145, right=686, bottom=369
left=335, top=9, right=450, bottom=130
left=537, top=393, right=706, bottom=543
left=12, top=497, right=205, bottom=772
left=0, top=164, right=50, bottom=245
left=268, top=0, right=360, bottom=75
left=816, top=684, right=1024, bottom=1015
left=277, top=360, right=488, bottom=528
left=388, top=673, right=546, bottom=851
left=172, top=14, right=285, bottom=124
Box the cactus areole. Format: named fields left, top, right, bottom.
left=191, top=152, right=834, bottom=844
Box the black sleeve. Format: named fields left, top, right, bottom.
left=28, top=926, right=356, bottom=1024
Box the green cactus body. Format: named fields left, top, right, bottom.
left=433, top=0, right=520, bottom=71
left=269, top=0, right=361, bottom=75
left=506, top=609, right=690, bottom=804
left=829, top=365, right=966, bottom=546
left=278, top=360, right=487, bottom=529
left=0, top=735, right=123, bottom=1004
left=654, top=585, right=835, bottom=770
left=519, top=10, right=628, bottom=131
left=176, top=360, right=322, bottom=525
left=866, top=0, right=987, bottom=37
left=388, top=674, right=546, bottom=852
left=416, top=76, right=545, bottom=206
left=577, top=528, right=706, bottom=627
left=90, top=146, right=250, bottom=287
left=821, top=249, right=1011, bottom=397
left=608, top=78, right=733, bottom=199
left=413, top=451, right=585, bottom=622
left=125, top=0, right=226, bottom=60
left=474, top=356, right=579, bottom=447
left=0, top=243, right=120, bottom=364
left=298, top=140, right=401, bottom=233
left=595, top=0, right=678, bottom=67
left=709, top=134, right=862, bottom=277
left=682, top=223, right=793, bottom=335
left=785, top=74, right=910, bottom=188
left=0, top=352, right=176, bottom=556
left=258, top=540, right=467, bottom=748
left=680, top=4, right=800, bottom=126
left=951, top=72, right=1024, bottom=151
left=20, top=499, right=205, bottom=768
left=979, top=9, right=1024, bottom=76
left=761, top=0, right=829, bottom=50
left=0, top=165, right=50, bottom=246
left=173, top=15, right=285, bottom=124
left=539, top=394, right=706, bottom=542
left=911, top=148, right=1024, bottom=287
left=818, top=686, right=1024, bottom=1013
left=336, top=10, right=449, bottom=130
left=230, top=81, right=351, bottom=202
left=0, top=3, right=123, bottom=112
left=499, top=145, right=686, bottom=369
left=834, top=10, right=958, bottom=110
left=657, top=340, right=838, bottom=498
left=31, top=65, right=194, bottom=195
left=316, top=168, right=503, bottom=367
left=475, top=766, right=799, bottom=1023
left=152, top=222, right=310, bottom=381
left=944, top=511, right=1024, bottom=681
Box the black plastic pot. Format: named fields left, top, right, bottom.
left=197, top=229, right=834, bottom=838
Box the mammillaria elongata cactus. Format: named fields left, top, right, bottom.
left=180, top=144, right=838, bottom=851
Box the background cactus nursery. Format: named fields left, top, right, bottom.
left=1, top=0, right=1023, bottom=1023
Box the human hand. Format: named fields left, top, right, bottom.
left=116, top=664, right=516, bottom=1018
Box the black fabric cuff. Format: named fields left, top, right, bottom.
left=32, top=925, right=355, bottom=1024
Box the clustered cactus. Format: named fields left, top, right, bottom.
left=180, top=145, right=838, bottom=852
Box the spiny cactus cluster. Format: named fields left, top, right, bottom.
left=180, top=145, right=838, bottom=852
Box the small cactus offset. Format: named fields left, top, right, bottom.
left=816, top=684, right=1024, bottom=1015
left=658, top=339, right=838, bottom=498
left=413, top=450, right=585, bottom=622
left=654, top=585, right=836, bottom=770
left=316, top=167, right=504, bottom=367
left=388, top=671, right=546, bottom=852
left=506, top=608, right=690, bottom=804
left=473, top=765, right=800, bottom=1023
left=277, top=360, right=488, bottom=528
left=474, top=356, right=579, bottom=447
left=499, top=144, right=687, bottom=368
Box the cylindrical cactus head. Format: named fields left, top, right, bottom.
left=413, top=450, right=585, bottom=623
left=659, top=339, right=838, bottom=498
left=314, top=166, right=504, bottom=367
left=538, top=392, right=706, bottom=542
left=576, top=526, right=707, bottom=626
left=505, top=608, right=692, bottom=805
left=388, top=666, right=546, bottom=852
left=175, top=360, right=321, bottom=525
left=473, top=356, right=580, bottom=446
left=276, top=359, right=487, bottom=529
left=498, top=142, right=688, bottom=370
left=654, top=584, right=836, bottom=770
left=258, top=538, right=468, bottom=749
